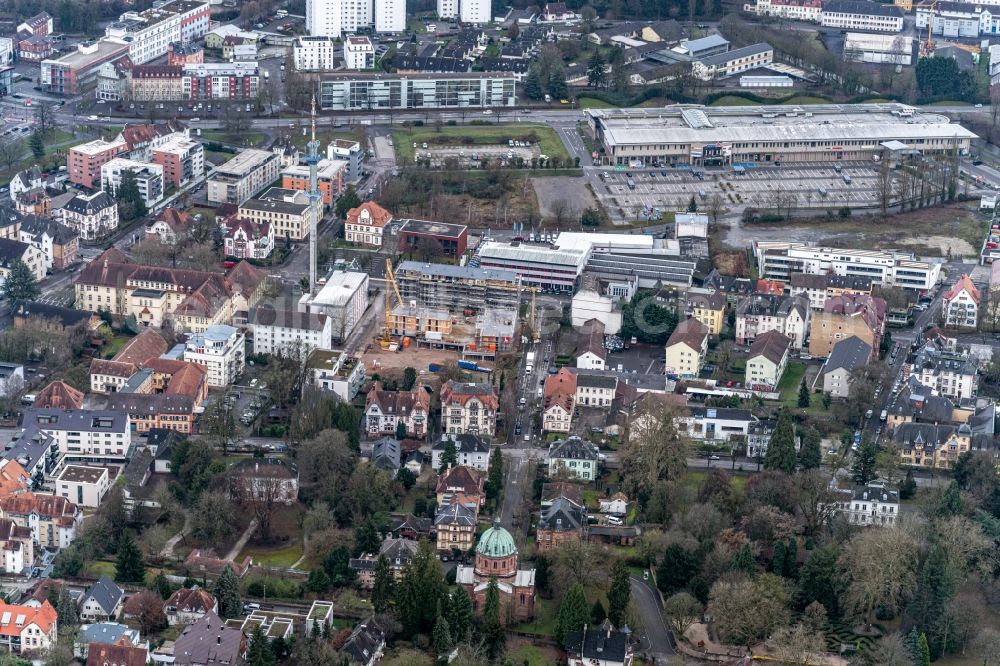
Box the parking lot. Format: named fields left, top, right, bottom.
left=595, top=161, right=887, bottom=218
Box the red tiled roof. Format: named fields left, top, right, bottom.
left=666, top=317, right=708, bottom=350
left=86, top=641, right=148, bottom=666
left=114, top=329, right=169, bottom=366
left=0, top=600, right=55, bottom=635
left=165, top=587, right=216, bottom=614
left=435, top=465, right=485, bottom=496
left=944, top=274, right=980, bottom=304
left=347, top=202, right=393, bottom=229
left=90, top=359, right=138, bottom=379
left=225, top=261, right=266, bottom=298
left=33, top=381, right=83, bottom=410
left=0, top=461, right=29, bottom=500
left=366, top=383, right=430, bottom=416
left=543, top=368, right=576, bottom=413
left=0, top=493, right=80, bottom=523
left=440, top=381, right=498, bottom=410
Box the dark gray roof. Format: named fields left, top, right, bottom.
left=790, top=272, right=873, bottom=291
left=845, top=483, right=899, bottom=503
left=174, top=611, right=244, bottom=666
left=11, top=300, right=93, bottom=328
left=78, top=622, right=135, bottom=647
left=434, top=501, right=476, bottom=527
left=548, top=436, right=599, bottom=461
left=538, top=496, right=585, bottom=532
left=396, top=261, right=517, bottom=283
left=372, top=437, right=401, bottom=471
left=824, top=0, right=904, bottom=16
left=389, top=513, right=432, bottom=534
left=736, top=293, right=807, bottom=320
left=2, top=428, right=56, bottom=472
left=62, top=191, right=115, bottom=216
left=824, top=336, right=872, bottom=373
left=699, top=42, right=772, bottom=67
left=576, top=373, right=618, bottom=389
left=148, top=428, right=184, bottom=460
left=892, top=422, right=958, bottom=449
left=912, top=344, right=977, bottom=377
left=565, top=627, right=632, bottom=663
left=123, top=448, right=153, bottom=489
left=434, top=433, right=490, bottom=454
left=24, top=407, right=129, bottom=433
left=83, top=575, right=124, bottom=615
left=0, top=238, right=30, bottom=266
left=343, top=620, right=385, bottom=666
left=688, top=406, right=753, bottom=421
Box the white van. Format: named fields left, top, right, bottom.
left=607, top=515, right=624, bottom=526
left=20, top=394, right=35, bottom=405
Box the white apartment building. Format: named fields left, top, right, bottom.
left=754, top=242, right=942, bottom=291
left=307, top=0, right=344, bottom=38
left=239, top=188, right=319, bottom=242
left=575, top=373, right=617, bottom=408
left=942, top=275, right=980, bottom=329
left=375, top=0, right=405, bottom=32
left=184, top=325, right=245, bottom=387
left=835, top=483, right=899, bottom=527
left=207, top=149, right=282, bottom=205
left=100, top=158, right=165, bottom=208
left=344, top=36, right=375, bottom=70
left=20, top=407, right=132, bottom=463
left=460, top=0, right=492, bottom=24
left=298, top=270, right=370, bottom=341
left=105, top=0, right=211, bottom=65
left=437, top=0, right=459, bottom=19
left=440, top=380, right=498, bottom=437
left=910, top=346, right=978, bottom=402
left=743, top=0, right=822, bottom=22
left=56, top=465, right=111, bottom=508
left=294, top=36, right=338, bottom=71
left=56, top=192, right=119, bottom=241
left=431, top=434, right=491, bottom=471
left=308, top=349, right=366, bottom=402
left=250, top=308, right=333, bottom=356
left=820, top=0, right=904, bottom=32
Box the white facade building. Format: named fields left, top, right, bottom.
left=306, top=0, right=371, bottom=38
left=375, top=0, right=406, bottom=33
left=57, top=192, right=119, bottom=241
left=835, top=483, right=899, bottom=527
left=294, top=36, right=338, bottom=71
left=460, top=0, right=492, bottom=24
left=570, top=289, right=623, bottom=334
left=100, top=159, right=164, bottom=208
left=250, top=308, right=333, bottom=356
left=20, top=407, right=132, bottom=464
left=743, top=0, right=822, bottom=21
left=942, top=275, right=980, bottom=329
left=438, top=0, right=459, bottom=19
left=56, top=465, right=111, bottom=508
left=298, top=270, right=370, bottom=341
left=105, top=0, right=211, bottom=65
left=820, top=0, right=904, bottom=32
left=184, top=325, right=245, bottom=388
left=344, top=36, right=375, bottom=69
left=754, top=241, right=942, bottom=290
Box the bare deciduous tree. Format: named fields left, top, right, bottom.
left=836, top=525, right=919, bottom=628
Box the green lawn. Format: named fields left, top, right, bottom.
left=84, top=560, right=116, bottom=579
left=781, top=95, right=831, bottom=105
left=517, top=597, right=558, bottom=636
left=578, top=96, right=616, bottom=109
left=391, top=123, right=571, bottom=164
left=683, top=470, right=749, bottom=494
left=777, top=361, right=808, bottom=406
left=926, top=100, right=970, bottom=106
left=202, top=130, right=266, bottom=146
left=709, top=96, right=757, bottom=106
left=239, top=541, right=303, bottom=568
left=509, top=643, right=561, bottom=666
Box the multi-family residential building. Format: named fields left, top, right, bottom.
left=350, top=538, right=419, bottom=588
left=547, top=436, right=600, bottom=482
left=788, top=273, right=874, bottom=310
left=0, top=600, right=56, bottom=654
left=440, top=381, right=498, bottom=436
left=20, top=407, right=131, bottom=465
left=909, top=344, right=978, bottom=401
left=19, top=217, right=79, bottom=272
left=576, top=318, right=607, bottom=370
left=230, top=458, right=298, bottom=504
left=223, top=217, right=273, bottom=260
left=396, top=261, right=522, bottom=314
left=104, top=0, right=211, bottom=65
left=250, top=308, right=331, bottom=356
left=680, top=406, right=755, bottom=443
left=665, top=317, right=709, bottom=379
left=893, top=422, right=971, bottom=469
left=809, top=293, right=887, bottom=358
left=735, top=293, right=810, bottom=349
left=238, top=188, right=319, bottom=241
left=183, top=325, right=245, bottom=387
left=280, top=159, right=346, bottom=206
left=164, top=587, right=217, bottom=626
left=575, top=373, right=617, bottom=408
left=128, top=64, right=184, bottom=100
left=536, top=496, right=586, bottom=552
left=746, top=418, right=777, bottom=459
left=942, top=274, right=980, bottom=329
left=0, top=493, right=82, bottom=548
left=74, top=250, right=266, bottom=332
left=821, top=0, right=904, bottom=31
left=100, top=159, right=164, bottom=208
left=173, top=612, right=246, bottom=666
left=692, top=43, right=774, bottom=81
left=543, top=368, right=576, bottom=433
left=0, top=519, right=33, bottom=575
left=432, top=434, right=491, bottom=471
left=298, top=270, right=370, bottom=341
left=743, top=0, right=822, bottom=21
left=181, top=62, right=259, bottom=100
left=345, top=202, right=393, bottom=247
left=293, top=36, right=338, bottom=71
left=56, top=465, right=111, bottom=508
left=746, top=330, right=791, bottom=389
left=56, top=192, right=119, bottom=241
left=41, top=39, right=132, bottom=95
left=754, top=242, right=942, bottom=290
left=344, top=36, right=375, bottom=69
left=686, top=289, right=727, bottom=336
left=0, top=238, right=46, bottom=285
left=207, top=149, right=282, bottom=205
left=834, top=483, right=899, bottom=527
left=328, top=139, right=364, bottom=182
left=366, top=383, right=431, bottom=439
left=318, top=72, right=517, bottom=111
left=145, top=208, right=192, bottom=245
left=79, top=576, right=125, bottom=622
left=307, top=349, right=366, bottom=401
left=68, top=137, right=128, bottom=189
left=821, top=336, right=872, bottom=398
left=151, top=134, right=204, bottom=189
left=434, top=501, right=477, bottom=553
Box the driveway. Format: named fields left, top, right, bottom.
left=631, top=577, right=674, bottom=665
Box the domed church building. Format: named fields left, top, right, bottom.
left=456, top=519, right=536, bottom=622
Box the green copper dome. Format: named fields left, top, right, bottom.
left=476, top=519, right=517, bottom=558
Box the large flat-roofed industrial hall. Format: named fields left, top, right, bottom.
left=585, top=103, right=977, bottom=166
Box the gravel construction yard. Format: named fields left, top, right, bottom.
left=532, top=176, right=600, bottom=222
left=391, top=124, right=571, bottom=163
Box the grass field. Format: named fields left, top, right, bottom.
left=926, top=100, right=970, bottom=106
left=517, top=596, right=557, bottom=636
left=578, top=96, right=616, bottom=109
left=202, top=130, right=266, bottom=146
left=683, top=470, right=749, bottom=494
left=83, top=560, right=116, bottom=579
left=709, top=96, right=757, bottom=106
left=391, top=124, right=570, bottom=163
left=239, top=542, right=303, bottom=568
left=778, top=361, right=808, bottom=406
left=782, top=95, right=831, bottom=105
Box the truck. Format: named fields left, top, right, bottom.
left=525, top=351, right=536, bottom=374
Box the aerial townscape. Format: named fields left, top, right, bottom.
left=0, top=0, right=999, bottom=665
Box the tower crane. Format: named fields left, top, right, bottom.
left=380, top=258, right=403, bottom=349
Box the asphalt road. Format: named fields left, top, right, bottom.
left=630, top=577, right=674, bottom=665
